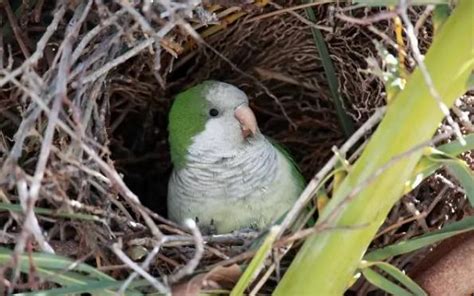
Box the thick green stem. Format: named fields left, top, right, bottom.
left=275, top=1, right=473, bottom=294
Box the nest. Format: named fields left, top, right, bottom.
left=0, top=1, right=472, bottom=294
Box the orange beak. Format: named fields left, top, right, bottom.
left=234, top=104, right=258, bottom=139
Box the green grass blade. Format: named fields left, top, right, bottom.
left=406, top=134, right=474, bottom=191
left=305, top=5, right=354, bottom=137
left=467, top=72, right=474, bottom=91
left=0, top=247, right=111, bottom=281
left=1, top=247, right=145, bottom=295
left=432, top=4, right=452, bottom=34
left=14, top=279, right=148, bottom=296
left=365, top=261, right=427, bottom=295
left=35, top=268, right=105, bottom=286
left=0, top=247, right=114, bottom=281
left=436, top=134, right=474, bottom=155
left=365, top=216, right=474, bottom=261
left=230, top=226, right=279, bottom=296
left=361, top=267, right=413, bottom=296
left=0, top=203, right=102, bottom=222
left=446, top=161, right=474, bottom=205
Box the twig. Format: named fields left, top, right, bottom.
left=375, top=185, right=449, bottom=239
left=9, top=170, right=53, bottom=294
left=264, top=2, right=333, bottom=33
left=335, top=10, right=398, bottom=26
left=33, top=0, right=46, bottom=23
left=452, top=103, right=474, bottom=132
left=167, top=219, right=204, bottom=283
left=119, top=244, right=162, bottom=293
left=399, top=0, right=466, bottom=146
left=80, top=29, right=162, bottom=84
left=414, top=5, right=435, bottom=36
left=366, top=25, right=408, bottom=59
left=249, top=263, right=276, bottom=296
left=3, top=0, right=31, bottom=58
left=0, top=17, right=4, bottom=69
left=0, top=3, right=66, bottom=87
left=71, top=9, right=128, bottom=64
left=245, top=1, right=335, bottom=24
left=112, top=241, right=170, bottom=294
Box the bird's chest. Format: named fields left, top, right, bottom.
left=173, top=152, right=278, bottom=201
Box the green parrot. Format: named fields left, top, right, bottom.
left=167, top=81, right=305, bottom=234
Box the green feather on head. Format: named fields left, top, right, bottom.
left=168, top=82, right=212, bottom=168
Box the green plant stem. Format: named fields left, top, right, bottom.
left=274, top=0, right=473, bottom=294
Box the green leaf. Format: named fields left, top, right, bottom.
left=230, top=226, right=279, bottom=296
left=361, top=267, right=413, bottom=296
left=0, top=247, right=113, bottom=281
left=14, top=279, right=148, bottom=296
left=436, top=133, right=474, bottom=155
left=446, top=161, right=474, bottom=206
left=365, top=216, right=474, bottom=261
left=467, top=72, right=474, bottom=91
left=433, top=4, right=451, bottom=34
left=405, top=134, right=474, bottom=192
left=305, top=5, right=354, bottom=138
left=35, top=268, right=106, bottom=287
left=0, top=247, right=143, bottom=295
left=0, top=203, right=103, bottom=222
left=363, top=261, right=427, bottom=295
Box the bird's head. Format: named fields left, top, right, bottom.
left=168, top=81, right=261, bottom=168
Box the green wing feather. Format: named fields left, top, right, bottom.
left=270, top=138, right=316, bottom=227
left=269, top=138, right=306, bottom=190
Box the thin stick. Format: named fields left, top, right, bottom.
left=71, top=9, right=128, bottom=64
left=167, top=219, right=204, bottom=283
left=266, top=1, right=333, bottom=33
left=399, top=0, right=465, bottom=146
left=0, top=4, right=66, bottom=87
left=119, top=244, right=162, bottom=293
left=112, top=242, right=169, bottom=294
left=245, top=1, right=335, bottom=24
left=81, top=10, right=176, bottom=84
left=375, top=185, right=449, bottom=239
left=3, top=0, right=31, bottom=58
left=335, top=10, right=398, bottom=26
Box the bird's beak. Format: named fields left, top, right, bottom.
left=234, top=104, right=258, bottom=139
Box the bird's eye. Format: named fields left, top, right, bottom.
left=209, top=108, right=219, bottom=117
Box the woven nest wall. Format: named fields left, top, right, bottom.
left=0, top=1, right=472, bottom=294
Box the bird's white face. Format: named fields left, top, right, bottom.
left=190, top=82, right=261, bottom=155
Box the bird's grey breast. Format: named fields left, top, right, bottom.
left=171, top=139, right=278, bottom=201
